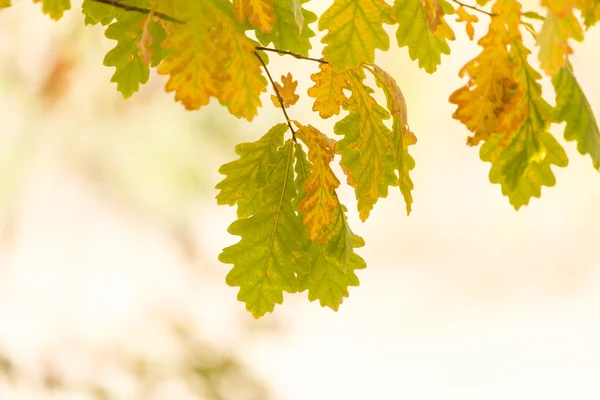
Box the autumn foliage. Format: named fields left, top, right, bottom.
left=6, top=0, right=599, bottom=317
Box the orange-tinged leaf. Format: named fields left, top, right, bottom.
left=233, top=0, right=275, bottom=32
left=271, top=73, right=300, bottom=108
left=307, top=63, right=350, bottom=119
left=137, top=13, right=154, bottom=65
left=455, top=5, right=478, bottom=40
left=294, top=122, right=341, bottom=242
left=449, top=0, right=521, bottom=146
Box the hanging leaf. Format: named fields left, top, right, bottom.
left=270, top=73, right=300, bottom=108
left=394, top=0, right=455, bottom=73
left=319, top=0, right=395, bottom=71
left=552, top=63, right=600, bottom=170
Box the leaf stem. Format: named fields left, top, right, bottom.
left=450, top=0, right=496, bottom=17
left=255, top=47, right=328, bottom=64
left=90, top=0, right=185, bottom=24
left=254, top=52, right=297, bottom=141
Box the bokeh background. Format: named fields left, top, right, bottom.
left=1, top=1, right=600, bottom=399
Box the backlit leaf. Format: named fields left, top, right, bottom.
left=449, top=0, right=521, bottom=146
left=538, top=4, right=584, bottom=77
left=233, top=0, right=275, bottom=32
left=34, top=0, right=70, bottom=20
left=370, top=64, right=416, bottom=215
left=552, top=63, right=600, bottom=170
left=319, top=0, right=395, bottom=71
left=157, top=0, right=266, bottom=120
left=270, top=73, right=300, bottom=108
left=455, top=5, right=478, bottom=40
left=216, top=123, right=288, bottom=218
left=256, top=0, right=317, bottom=56
left=220, top=138, right=310, bottom=318
left=336, top=69, right=397, bottom=221
left=295, top=145, right=366, bottom=311
left=290, top=0, right=305, bottom=31
left=394, top=0, right=455, bottom=73
left=294, top=123, right=341, bottom=242
left=307, top=63, right=350, bottom=119
left=103, top=10, right=163, bottom=98
left=480, top=40, right=568, bottom=209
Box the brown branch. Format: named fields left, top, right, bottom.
left=255, top=46, right=328, bottom=64
left=90, top=0, right=185, bottom=24
left=451, top=0, right=496, bottom=17
left=253, top=52, right=297, bottom=141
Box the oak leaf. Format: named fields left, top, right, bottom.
left=370, top=64, right=416, bottom=215
left=294, top=146, right=366, bottom=311
left=255, top=0, right=317, bottom=56
left=232, top=0, right=275, bottom=33
left=449, top=0, right=521, bottom=146
left=455, top=5, right=479, bottom=40
left=319, top=0, right=395, bottom=71
left=552, top=63, right=600, bottom=170
left=307, top=63, right=350, bottom=119
left=220, top=137, right=310, bottom=318
left=270, top=73, right=300, bottom=108
left=394, top=0, right=455, bottom=73
left=335, top=69, right=397, bottom=221
left=294, top=123, right=341, bottom=242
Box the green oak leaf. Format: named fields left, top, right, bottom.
left=394, top=0, right=455, bottom=73
left=35, top=0, right=70, bottom=20
left=552, top=64, right=600, bottom=171
left=220, top=139, right=310, bottom=318
left=256, top=0, right=317, bottom=56
left=82, top=0, right=117, bottom=25
left=319, top=0, right=395, bottom=71
left=335, top=70, right=397, bottom=221
left=480, top=42, right=568, bottom=209
left=216, top=123, right=287, bottom=218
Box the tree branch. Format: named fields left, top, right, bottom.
left=255, top=46, right=328, bottom=64
left=253, top=52, right=297, bottom=141
left=451, top=0, right=496, bottom=17
left=90, top=0, right=185, bottom=24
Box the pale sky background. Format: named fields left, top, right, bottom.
left=1, top=1, right=600, bottom=399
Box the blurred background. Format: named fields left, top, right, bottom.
left=1, top=1, right=600, bottom=399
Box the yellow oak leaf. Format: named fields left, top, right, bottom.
left=233, top=0, right=275, bottom=33
left=270, top=73, right=300, bottom=108
left=307, top=63, right=350, bottom=119
left=449, top=0, right=521, bottom=146
left=157, top=0, right=266, bottom=120
left=455, top=5, right=479, bottom=40
left=295, top=122, right=341, bottom=242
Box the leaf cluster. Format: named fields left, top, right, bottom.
left=7, top=0, right=600, bottom=317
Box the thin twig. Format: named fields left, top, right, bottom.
left=255, top=46, right=328, bottom=64
left=91, top=0, right=185, bottom=24
left=451, top=0, right=496, bottom=16
left=254, top=52, right=297, bottom=141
